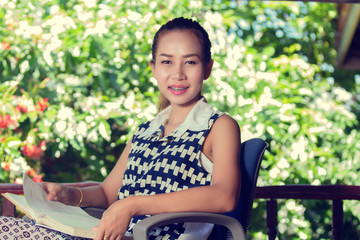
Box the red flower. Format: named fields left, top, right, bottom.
left=32, top=174, right=43, bottom=183
left=22, top=141, right=46, bottom=159
left=0, top=115, right=15, bottom=129
left=1, top=162, right=10, bottom=171
left=1, top=41, right=10, bottom=50
left=26, top=169, right=43, bottom=183
left=37, top=98, right=49, bottom=112
left=16, top=105, right=28, bottom=113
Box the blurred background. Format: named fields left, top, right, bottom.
left=1, top=0, right=360, bottom=239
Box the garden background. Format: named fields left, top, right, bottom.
left=1, top=0, right=360, bottom=239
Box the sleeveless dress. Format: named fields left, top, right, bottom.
left=120, top=97, right=223, bottom=240
left=0, top=98, right=223, bottom=240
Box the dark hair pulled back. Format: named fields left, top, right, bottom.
left=151, top=17, right=212, bottom=64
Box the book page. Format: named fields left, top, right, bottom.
left=23, top=173, right=100, bottom=233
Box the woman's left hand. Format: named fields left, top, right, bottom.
left=93, top=200, right=133, bottom=240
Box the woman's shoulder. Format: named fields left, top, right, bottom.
left=202, top=113, right=240, bottom=162
left=214, top=113, right=239, bottom=128
left=211, top=113, right=240, bottom=139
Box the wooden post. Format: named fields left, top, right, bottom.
left=332, top=200, right=343, bottom=240
left=266, top=199, right=278, bottom=240
left=2, top=197, right=16, bottom=217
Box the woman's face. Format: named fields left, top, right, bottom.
left=150, top=30, right=213, bottom=109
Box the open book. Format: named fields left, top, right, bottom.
left=1, top=173, right=100, bottom=239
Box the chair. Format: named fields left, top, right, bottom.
left=132, top=138, right=268, bottom=240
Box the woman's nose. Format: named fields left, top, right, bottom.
left=171, top=65, right=186, bottom=80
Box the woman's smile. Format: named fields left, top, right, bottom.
left=169, top=85, right=189, bottom=95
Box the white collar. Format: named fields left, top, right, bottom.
left=139, top=97, right=215, bottom=138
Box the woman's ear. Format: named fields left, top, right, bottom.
left=203, top=59, right=214, bottom=80
left=149, top=60, right=155, bottom=74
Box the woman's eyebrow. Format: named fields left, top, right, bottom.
left=184, top=54, right=201, bottom=59
left=158, top=53, right=201, bottom=58
left=159, top=53, right=172, bottom=58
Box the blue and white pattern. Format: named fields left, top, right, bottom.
left=0, top=216, right=89, bottom=240
left=119, top=98, right=223, bottom=240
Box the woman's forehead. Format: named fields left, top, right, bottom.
left=156, top=30, right=203, bottom=55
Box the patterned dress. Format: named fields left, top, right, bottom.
left=0, top=216, right=88, bottom=240
left=0, top=98, right=223, bottom=240
left=120, top=97, right=223, bottom=239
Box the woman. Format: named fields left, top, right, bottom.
left=0, top=17, right=241, bottom=240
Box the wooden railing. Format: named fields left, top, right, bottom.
left=1, top=183, right=360, bottom=239
left=255, top=185, right=360, bottom=240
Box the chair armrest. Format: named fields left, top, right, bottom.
left=132, top=212, right=246, bottom=240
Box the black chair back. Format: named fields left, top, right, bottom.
left=209, top=138, right=268, bottom=239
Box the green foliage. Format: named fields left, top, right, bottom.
left=1, top=0, right=360, bottom=239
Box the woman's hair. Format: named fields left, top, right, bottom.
left=152, top=17, right=212, bottom=112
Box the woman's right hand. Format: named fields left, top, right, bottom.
left=41, top=182, right=73, bottom=205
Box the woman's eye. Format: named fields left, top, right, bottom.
left=186, top=61, right=196, bottom=65
left=161, top=60, right=171, bottom=64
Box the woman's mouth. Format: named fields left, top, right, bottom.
left=169, top=85, right=189, bottom=95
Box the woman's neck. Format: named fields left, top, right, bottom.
left=163, top=99, right=200, bottom=136
left=168, top=99, right=199, bottom=124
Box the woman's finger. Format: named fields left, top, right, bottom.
left=94, top=231, right=105, bottom=240
left=93, top=224, right=107, bottom=240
